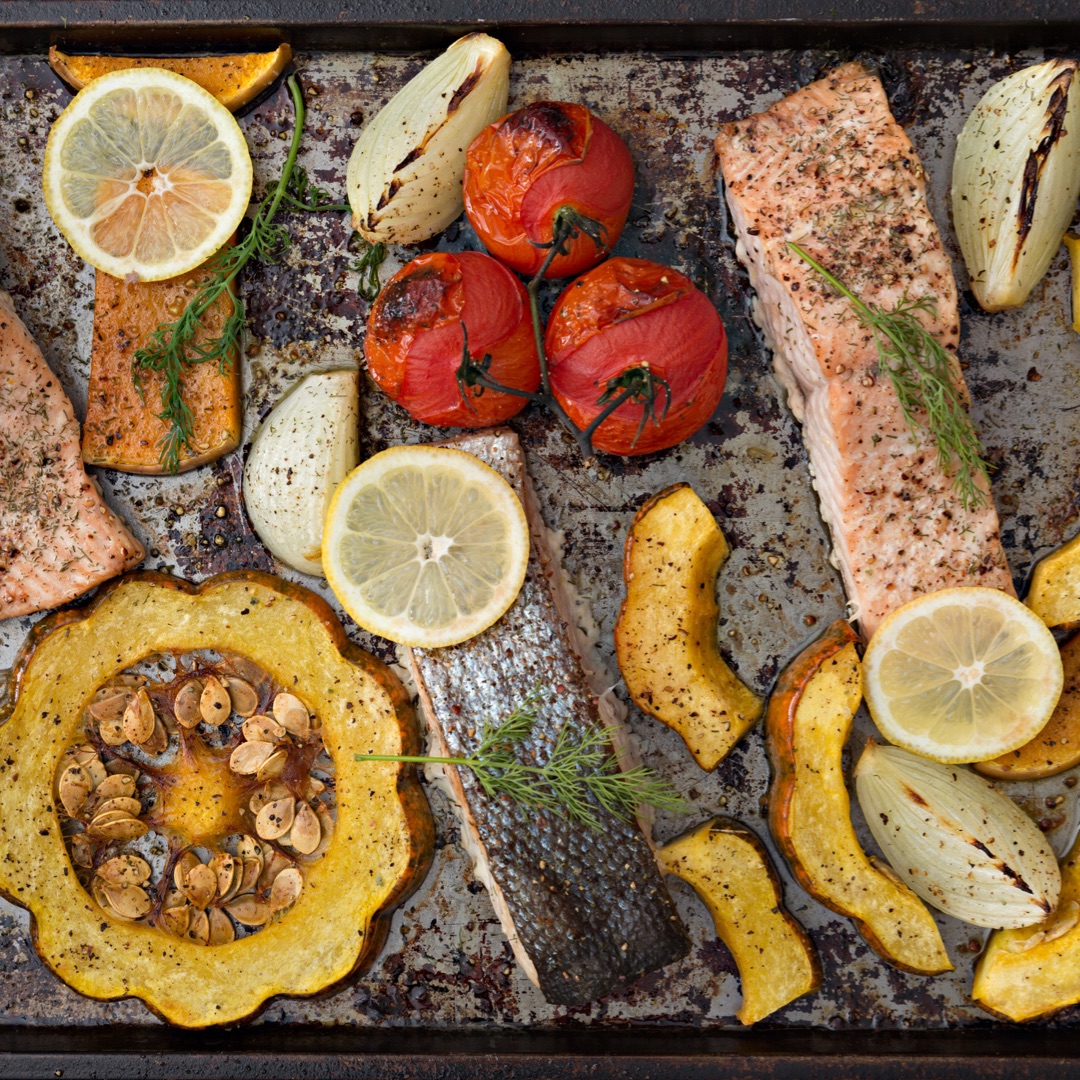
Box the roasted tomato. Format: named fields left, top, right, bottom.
left=365, top=250, right=540, bottom=427
left=545, top=258, right=728, bottom=456
left=462, top=101, right=634, bottom=279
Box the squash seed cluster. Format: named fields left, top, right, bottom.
left=55, top=653, right=336, bottom=945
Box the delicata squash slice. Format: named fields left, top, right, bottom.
left=657, top=817, right=820, bottom=1024
left=766, top=620, right=951, bottom=975
left=616, top=484, right=762, bottom=770
left=0, top=571, right=433, bottom=1027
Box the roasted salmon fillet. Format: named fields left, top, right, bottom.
left=716, top=63, right=1013, bottom=637
left=0, top=290, right=143, bottom=618
left=407, top=429, right=690, bottom=1006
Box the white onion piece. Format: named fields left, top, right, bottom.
left=952, top=58, right=1080, bottom=312
left=244, top=370, right=359, bottom=577
left=347, top=33, right=510, bottom=245
left=855, top=743, right=1060, bottom=929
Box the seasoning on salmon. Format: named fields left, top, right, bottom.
left=715, top=62, right=1013, bottom=638
left=406, top=429, right=690, bottom=1006
left=0, top=290, right=143, bottom=619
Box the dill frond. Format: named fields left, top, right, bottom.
left=354, top=687, right=688, bottom=830
left=132, top=76, right=349, bottom=473
left=789, top=242, right=991, bottom=511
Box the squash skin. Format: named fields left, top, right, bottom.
left=766, top=620, right=952, bottom=976
left=657, top=817, right=820, bottom=1024
left=0, top=570, right=434, bottom=1027
left=615, top=483, right=763, bottom=770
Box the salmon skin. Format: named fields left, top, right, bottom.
left=406, top=429, right=689, bottom=1006
left=716, top=63, right=1013, bottom=637
left=0, top=290, right=143, bottom=619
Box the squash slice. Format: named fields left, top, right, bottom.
left=657, top=817, right=820, bottom=1024
left=0, top=571, right=433, bottom=1027
left=1026, top=532, right=1080, bottom=631
left=49, top=45, right=292, bottom=111
left=615, top=484, right=762, bottom=770
left=974, top=830, right=1080, bottom=1021
left=766, top=621, right=952, bottom=975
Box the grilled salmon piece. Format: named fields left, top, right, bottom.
left=716, top=62, right=1013, bottom=638
left=0, top=290, right=143, bottom=618
left=407, top=429, right=690, bottom=1006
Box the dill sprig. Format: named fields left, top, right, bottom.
left=132, top=75, right=348, bottom=473
left=789, top=242, right=991, bottom=511
left=355, top=688, right=688, bottom=830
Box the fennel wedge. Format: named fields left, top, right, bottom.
left=244, top=370, right=360, bottom=577
left=952, top=59, right=1080, bottom=312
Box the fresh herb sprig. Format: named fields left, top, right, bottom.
left=355, top=688, right=688, bottom=830
left=454, top=208, right=672, bottom=461
left=789, top=242, right=991, bottom=510
left=132, top=75, right=349, bottom=473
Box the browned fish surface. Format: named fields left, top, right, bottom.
left=406, top=429, right=689, bottom=1006
left=716, top=63, right=1014, bottom=637
left=0, top=290, right=143, bottom=618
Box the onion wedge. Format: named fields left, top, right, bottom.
left=952, top=59, right=1080, bottom=312
left=347, top=33, right=510, bottom=245
left=244, top=370, right=360, bottom=577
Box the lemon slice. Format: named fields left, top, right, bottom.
left=863, top=587, right=1064, bottom=764
left=43, top=67, right=252, bottom=282
left=323, top=445, right=530, bottom=648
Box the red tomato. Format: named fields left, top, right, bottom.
left=463, top=101, right=634, bottom=279
left=365, top=251, right=540, bottom=428
left=545, top=258, right=728, bottom=456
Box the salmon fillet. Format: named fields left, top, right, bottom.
left=406, top=429, right=689, bottom=1006
left=716, top=63, right=1013, bottom=637
left=0, top=290, right=143, bottom=618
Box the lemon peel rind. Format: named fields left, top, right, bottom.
left=43, top=67, right=253, bottom=283
left=323, top=445, right=530, bottom=649
left=863, top=587, right=1065, bottom=765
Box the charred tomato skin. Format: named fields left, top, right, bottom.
left=365, top=250, right=540, bottom=427
left=463, top=101, right=634, bottom=279
left=545, top=257, right=728, bottom=456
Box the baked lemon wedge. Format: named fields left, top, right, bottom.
left=863, top=587, right=1064, bottom=764
left=322, top=445, right=530, bottom=648
left=43, top=67, right=252, bottom=282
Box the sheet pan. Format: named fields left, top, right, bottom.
left=1, top=4, right=1080, bottom=1075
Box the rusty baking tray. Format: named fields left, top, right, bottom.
left=3, top=3, right=1080, bottom=1076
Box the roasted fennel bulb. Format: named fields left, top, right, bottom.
left=952, top=59, right=1080, bottom=312
left=347, top=33, right=510, bottom=245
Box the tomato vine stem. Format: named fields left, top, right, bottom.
left=455, top=206, right=670, bottom=460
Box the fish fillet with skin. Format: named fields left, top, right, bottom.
left=0, top=290, right=143, bottom=618
left=406, top=429, right=690, bottom=1007
left=716, top=63, right=1013, bottom=637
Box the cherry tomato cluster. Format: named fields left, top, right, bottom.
left=364, top=99, right=728, bottom=457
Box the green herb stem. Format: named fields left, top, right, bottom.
left=788, top=242, right=991, bottom=510
left=355, top=689, right=688, bottom=831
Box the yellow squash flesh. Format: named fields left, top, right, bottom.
left=0, top=571, right=433, bottom=1027
left=973, top=831, right=1080, bottom=1021
left=766, top=621, right=951, bottom=975
left=1026, top=532, right=1080, bottom=630
left=657, top=817, right=820, bottom=1024
left=615, top=484, right=763, bottom=770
